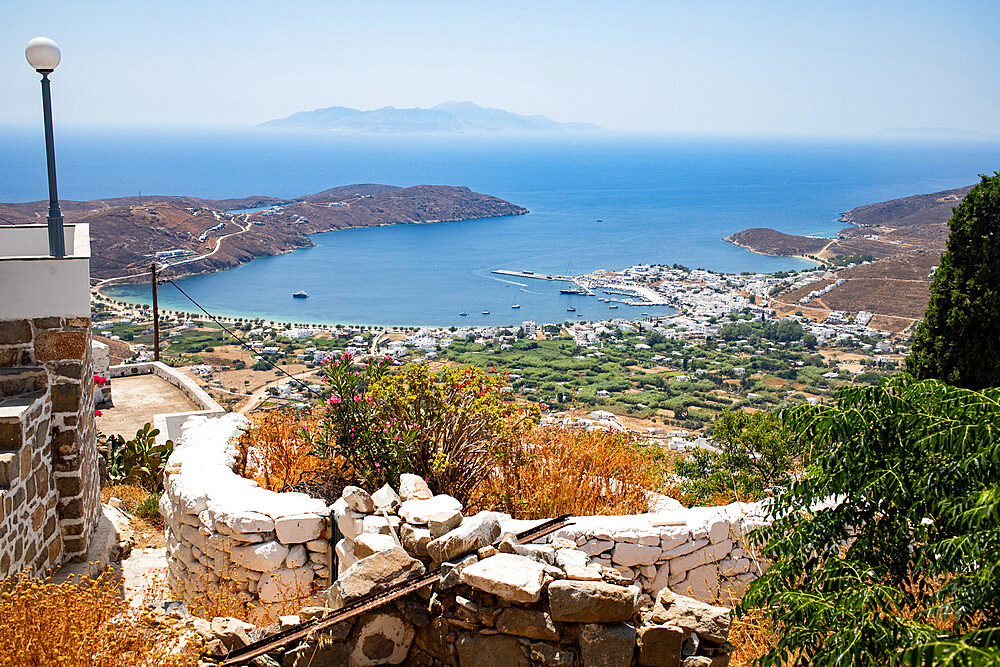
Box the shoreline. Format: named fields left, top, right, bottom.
left=721, top=235, right=825, bottom=265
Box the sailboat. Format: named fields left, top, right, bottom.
left=459, top=311, right=468, bottom=316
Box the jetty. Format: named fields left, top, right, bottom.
left=492, top=269, right=576, bottom=282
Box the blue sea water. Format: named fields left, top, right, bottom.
left=2, top=127, right=998, bottom=327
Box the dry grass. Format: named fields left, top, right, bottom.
left=101, top=483, right=149, bottom=513
left=0, top=571, right=201, bottom=667
left=234, top=409, right=336, bottom=491
left=729, top=607, right=780, bottom=666
left=471, top=427, right=672, bottom=519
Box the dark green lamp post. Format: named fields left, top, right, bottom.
left=25, top=36, right=65, bottom=258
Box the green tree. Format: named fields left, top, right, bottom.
left=674, top=409, right=801, bottom=505
left=907, top=174, right=1000, bottom=389
left=742, top=377, right=1000, bottom=666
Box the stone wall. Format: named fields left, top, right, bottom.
left=335, top=484, right=766, bottom=608
left=161, top=414, right=333, bottom=622
left=92, top=340, right=111, bottom=407
left=163, top=414, right=769, bottom=631
left=0, top=316, right=101, bottom=573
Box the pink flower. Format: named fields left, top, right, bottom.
left=353, top=394, right=362, bottom=402
left=328, top=396, right=341, bottom=405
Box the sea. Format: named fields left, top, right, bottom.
left=3, top=127, right=999, bottom=327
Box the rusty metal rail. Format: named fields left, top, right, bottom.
left=219, top=514, right=573, bottom=665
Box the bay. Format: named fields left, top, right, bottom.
left=2, top=127, right=998, bottom=326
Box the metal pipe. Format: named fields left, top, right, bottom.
left=39, top=70, right=65, bottom=258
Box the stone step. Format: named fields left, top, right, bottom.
left=0, top=450, right=18, bottom=489
left=0, top=367, right=47, bottom=398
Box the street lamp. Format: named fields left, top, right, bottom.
left=25, top=37, right=65, bottom=258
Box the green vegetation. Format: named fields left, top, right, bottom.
left=311, top=357, right=537, bottom=503
left=743, top=377, right=1000, bottom=666
left=106, top=423, right=174, bottom=492
left=674, top=410, right=803, bottom=506
left=441, top=326, right=868, bottom=428
left=908, top=173, right=1000, bottom=389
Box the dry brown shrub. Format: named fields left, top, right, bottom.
left=101, top=484, right=148, bottom=512
left=729, top=606, right=780, bottom=666
left=471, top=426, right=672, bottom=519
left=0, top=571, right=201, bottom=667
left=234, top=408, right=340, bottom=490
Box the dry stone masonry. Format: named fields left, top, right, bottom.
left=0, top=316, right=101, bottom=573
left=161, top=416, right=765, bottom=664
left=162, top=414, right=333, bottom=622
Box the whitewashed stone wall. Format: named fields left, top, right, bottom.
left=161, top=414, right=333, bottom=622
left=163, top=414, right=770, bottom=621
left=540, top=505, right=768, bottom=604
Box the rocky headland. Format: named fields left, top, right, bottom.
left=0, top=184, right=528, bottom=282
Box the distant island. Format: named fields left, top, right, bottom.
left=260, top=101, right=602, bottom=133
left=0, top=184, right=527, bottom=281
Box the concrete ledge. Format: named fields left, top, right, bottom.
left=109, top=362, right=225, bottom=443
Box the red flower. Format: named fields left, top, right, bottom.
left=94, top=375, right=108, bottom=386
left=94, top=409, right=103, bottom=417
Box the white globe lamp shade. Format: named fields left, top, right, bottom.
left=25, top=37, right=61, bottom=71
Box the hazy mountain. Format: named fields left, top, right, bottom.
left=260, top=101, right=602, bottom=133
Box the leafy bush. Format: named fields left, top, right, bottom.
left=742, top=376, right=1000, bottom=666
left=368, top=363, right=538, bottom=504
left=106, top=424, right=173, bottom=492
left=312, top=357, right=537, bottom=504
left=674, top=410, right=802, bottom=505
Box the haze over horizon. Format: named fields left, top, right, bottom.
left=1, top=0, right=999, bottom=137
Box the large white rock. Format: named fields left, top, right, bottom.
left=343, top=486, right=375, bottom=513
left=398, top=495, right=462, bottom=525
left=362, top=514, right=401, bottom=535
left=460, top=553, right=549, bottom=603
left=256, top=567, right=314, bottom=603
left=348, top=612, right=416, bottom=667
left=275, top=513, right=326, bottom=544
left=371, top=484, right=401, bottom=512
left=231, top=540, right=290, bottom=573
left=426, top=511, right=501, bottom=562
left=221, top=510, right=274, bottom=535
left=354, top=532, right=399, bottom=559
left=398, top=474, right=433, bottom=501
left=333, top=498, right=365, bottom=540
left=611, top=542, right=661, bottom=567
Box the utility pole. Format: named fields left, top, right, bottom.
left=151, top=263, right=160, bottom=362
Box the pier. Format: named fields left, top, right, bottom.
left=492, top=269, right=576, bottom=282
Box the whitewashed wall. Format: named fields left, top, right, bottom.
left=162, top=414, right=769, bottom=620
left=161, top=414, right=332, bottom=622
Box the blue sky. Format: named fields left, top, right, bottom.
left=2, top=1, right=998, bottom=135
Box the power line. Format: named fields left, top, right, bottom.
left=164, top=278, right=325, bottom=401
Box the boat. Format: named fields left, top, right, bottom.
left=459, top=311, right=468, bottom=316
left=609, top=304, right=619, bottom=309
left=511, top=304, right=521, bottom=309
left=482, top=310, right=490, bottom=315
left=292, top=291, right=309, bottom=299
left=566, top=306, right=576, bottom=312
left=560, top=288, right=588, bottom=295
left=596, top=218, right=603, bottom=222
